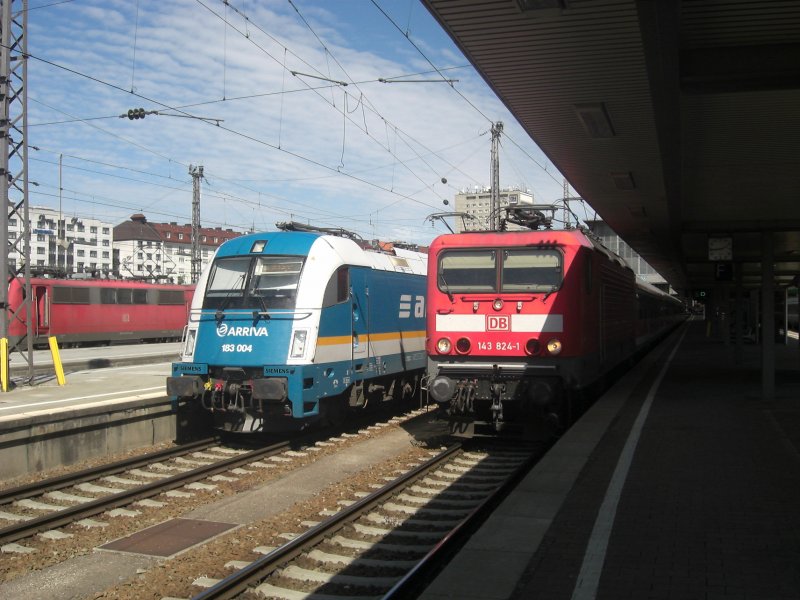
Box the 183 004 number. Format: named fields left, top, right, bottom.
left=221, top=344, right=253, bottom=353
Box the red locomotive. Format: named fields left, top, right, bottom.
left=425, top=221, right=684, bottom=438
left=6, top=277, right=194, bottom=348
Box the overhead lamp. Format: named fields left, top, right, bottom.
left=517, top=0, right=569, bottom=11
left=611, top=171, right=636, bottom=190
left=574, top=103, right=615, bottom=138
left=627, top=204, right=646, bottom=217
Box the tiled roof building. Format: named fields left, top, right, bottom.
left=113, top=214, right=242, bottom=283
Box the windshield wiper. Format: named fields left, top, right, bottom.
left=214, top=274, right=246, bottom=322
left=542, top=285, right=558, bottom=302
left=251, top=293, right=269, bottom=324
left=439, top=272, right=454, bottom=303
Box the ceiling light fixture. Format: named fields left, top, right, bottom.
left=611, top=171, right=636, bottom=190
left=574, top=103, right=615, bottom=138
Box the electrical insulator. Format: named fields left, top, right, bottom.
left=127, top=108, right=146, bottom=120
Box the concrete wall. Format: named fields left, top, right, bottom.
left=0, top=398, right=177, bottom=479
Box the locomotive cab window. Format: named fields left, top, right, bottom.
left=248, top=256, right=303, bottom=309
left=203, top=255, right=304, bottom=310
left=438, top=250, right=497, bottom=292
left=323, top=266, right=350, bottom=307
left=501, top=249, right=562, bottom=292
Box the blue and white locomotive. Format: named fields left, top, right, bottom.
left=166, top=223, right=427, bottom=432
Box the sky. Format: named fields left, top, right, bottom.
left=23, top=0, right=577, bottom=246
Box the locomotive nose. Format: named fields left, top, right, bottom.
left=429, top=376, right=456, bottom=403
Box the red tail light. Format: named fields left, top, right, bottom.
left=455, top=337, right=471, bottom=354
left=525, top=339, right=541, bottom=356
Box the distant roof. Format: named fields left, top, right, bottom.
left=113, top=214, right=242, bottom=248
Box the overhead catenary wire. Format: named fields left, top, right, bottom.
left=20, top=2, right=506, bottom=240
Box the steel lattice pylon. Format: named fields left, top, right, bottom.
left=0, top=0, right=33, bottom=387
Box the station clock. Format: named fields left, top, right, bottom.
left=708, top=236, right=733, bottom=261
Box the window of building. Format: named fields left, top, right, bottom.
left=9, top=232, right=16, bottom=239
left=37, top=259, right=45, bottom=266
left=90, top=251, right=97, bottom=258
left=178, top=233, right=184, bottom=240
left=9, top=218, right=17, bottom=226
left=90, top=226, right=98, bottom=233
left=102, top=240, right=109, bottom=247
left=102, top=251, right=109, bottom=258
left=66, top=224, right=74, bottom=231
left=165, top=232, right=171, bottom=239
left=37, top=234, right=45, bottom=242
left=214, top=237, right=218, bottom=243
left=37, top=247, right=45, bottom=255
left=202, top=236, right=207, bottom=242
left=77, top=250, right=85, bottom=257
left=138, top=252, right=143, bottom=259
left=102, top=227, right=110, bottom=235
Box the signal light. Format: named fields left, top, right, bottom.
left=436, top=337, right=451, bottom=354
left=525, top=339, right=541, bottom=356
left=127, top=108, right=147, bottom=120
left=455, top=337, right=471, bottom=354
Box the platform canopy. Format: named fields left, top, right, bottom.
left=421, top=0, right=800, bottom=294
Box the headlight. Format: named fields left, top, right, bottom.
left=183, top=328, right=197, bottom=358
left=546, top=338, right=562, bottom=355
left=436, top=337, right=452, bottom=354
left=492, top=298, right=504, bottom=311
left=455, top=337, right=471, bottom=354
left=290, top=330, right=308, bottom=358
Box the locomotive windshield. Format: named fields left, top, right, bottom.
left=501, top=249, right=562, bottom=292
left=203, top=255, right=304, bottom=310
left=438, top=248, right=562, bottom=293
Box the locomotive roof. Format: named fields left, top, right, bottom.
left=215, top=231, right=427, bottom=276
left=429, top=228, right=634, bottom=273
left=8, top=276, right=192, bottom=289
left=429, top=228, right=595, bottom=249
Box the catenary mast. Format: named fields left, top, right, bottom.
left=0, top=0, right=32, bottom=387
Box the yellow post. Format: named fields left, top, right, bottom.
left=1, top=338, right=8, bottom=392
left=48, top=336, right=66, bottom=386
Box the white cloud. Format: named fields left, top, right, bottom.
left=26, top=0, right=566, bottom=245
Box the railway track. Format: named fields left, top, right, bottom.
left=0, top=438, right=293, bottom=547
left=0, top=407, right=435, bottom=550
left=190, top=441, right=543, bottom=600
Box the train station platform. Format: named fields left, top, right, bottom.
left=420, top=318, right=800, bottom=600
left=0, top=343, right=183, bottom=480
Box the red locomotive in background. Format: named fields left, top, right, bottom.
left=425, top=218, right=685, bottom=438
left=6, top=277, right=194, bottom=348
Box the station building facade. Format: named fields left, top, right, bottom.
left=7, top=207, right=242, bottom=284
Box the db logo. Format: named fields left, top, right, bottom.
left=486, top=315, right=510, bottom=331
